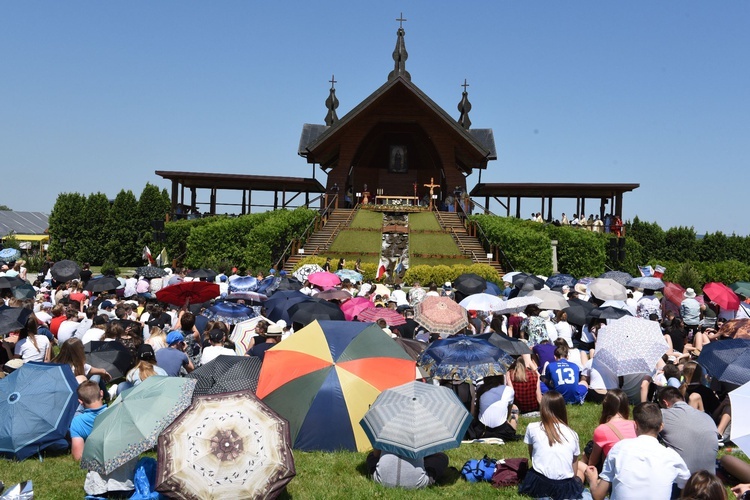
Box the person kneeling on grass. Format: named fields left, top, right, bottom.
left=366, top=449, right=449, bottom=489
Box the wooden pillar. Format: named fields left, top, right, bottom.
left=190, top=188, right=197, bottom=213
left=210, top=188, right=217, bottom=215
left=274, top=191, right=279, bottom=210
left=581, top=198, right=586, bottom=217
left=248, top=190, right=252, bottom=214
left=485, top=196, right=490, bottom=215
left=170, top=180, right=178, bottom=215
left=599, top=198, right=606, bottom=219
left=305, top=191, right=310, bottom=207
left=282, top=190, right=287, bottom=209
left=576, top=198, right=580, bottom=216
left=515, top=197, right=521, bottom=218
left=180, top=183, right=185, bottom=208
left=615, top=193, right=623, bottom=217
left=540, top=197, right=545, bottom=218
left=241, top=190, right=247, bottom=215
left=506, top=196, right=510, bottom=217
left=547, top=196, right=553, bottom=222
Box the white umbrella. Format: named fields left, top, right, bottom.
left=501, top=271, right=523, bottom=283
left=529, top=290, right=568, bottom=311
left=493, top=296, right=543, bottom=315
left=729, top=381, right=750, bottom=455
left=458, top=293, right=504, bottom=311
left=595, top=316, right=668, bottom=376
left=588, top=278, right=628, bottom=301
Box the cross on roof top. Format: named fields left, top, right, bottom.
left=329, top=74, right=337, bottom=90
left=462, top=79, right=470, bottom=92
left=396, top=13, right=407, bottom=29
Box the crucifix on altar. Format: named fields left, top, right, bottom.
left=423, top=177, right=440, bottom=210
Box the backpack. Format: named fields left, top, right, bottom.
left=461, top=455, right=497, bottom=483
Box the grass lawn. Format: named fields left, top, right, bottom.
left=410, top=257, right=473, bottom=267
left=409, top=212, right=442, bottom=231
left=0, top=402, right=745, bottom=498
left=329, top=230, right=383, bottom=254
left=410, top=233, right=462, bottom=256
left=349, top=210, right=384, bottom=229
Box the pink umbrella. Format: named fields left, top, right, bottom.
left=307, top=272, right=341, bottom=289
left=356, top=307, right=407, bottom=326
left=704, top=282, right=741, bottom=311
left=340, top=297, right=374, bottom=321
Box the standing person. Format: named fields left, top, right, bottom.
left=586, top=402, right=690, bottom=500
left=518, top=391, right=585, bottom=499
left=680, top=288, right=701, bottom=339
left=354, top=258, right=363, bottom=274
left=79, top=263, right=93, bottom=285
left=323, top=257, right=332, bottom=272
left=337, top=258, right=345, bottom=271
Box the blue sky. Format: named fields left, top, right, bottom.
left=2, top=2, right=748, bottom=235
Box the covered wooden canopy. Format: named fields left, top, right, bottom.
left=155, top=171, right=325, bottom=217
left=469, top=182, right=640, bottom=221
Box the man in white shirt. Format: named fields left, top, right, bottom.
left=586, top=402, right=690, bottom=500
left=200, top=328, right=236, bottom=365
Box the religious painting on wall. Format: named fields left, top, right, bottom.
left=389, top=145, right=408, bottom=173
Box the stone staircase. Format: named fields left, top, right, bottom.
left=282, top=208, right=355, bottom=272
left=433, top=211, right=505, bottom=275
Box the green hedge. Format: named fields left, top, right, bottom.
left=472, top=215, right=553, bottom=275
left=402, top=263, right=499, bottom=287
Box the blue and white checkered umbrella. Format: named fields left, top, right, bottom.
left=545, top=274, right=578, bottom=289
left=335, top=269, right=363, bottom=283
left=0, top=248, right=21, bottom=263
left=360, top=381, right=472, bottom=459
left=203, top=301, right=256, bottom=325
left=595, top=316, right=668, bottom=376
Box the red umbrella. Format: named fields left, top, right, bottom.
left=704, top=282, right=741, bottom=311
left=307, top=272, right=341, bottom=289
left=156, top=281, right=220, bottom=306
left=662, top=282, right=686, bottom=307
left=340, top=297, right=373, bottom=321
left=356, top=307, right=406, bottom=326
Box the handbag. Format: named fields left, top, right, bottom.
left=461, top=455, right=497, bottom=483
left=491, top=458, right=529, bottom=487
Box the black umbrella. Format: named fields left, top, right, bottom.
left=187, top=355, right=262, bottom=397
left=587, top=306, right=632, bottom=321
left=0, top=276, right=24, bottom=290
left=136, top=266, right=167, bottom=279
left=453, top=273, right=487, bottom=297
left=84, top=341, right=134, bottom=380
left=288, top=298, right=346, bottom=327
left=512, top=273, right=545, bottom=290
left=271, top=277, right=302, bottom=293
left=51, top=260, right=81, bottom=282
left=84, top=277, right=121, bottom=293
left=186, top=269, right=217, bottom=281
left=263, top=290, right=311, bottom=324
left=394, top=337, right=428, bottom=361
left=0, top=307, right=32, bottom=336
left=12, top=284, right=36, bottom=300
left=476, top=332, right=532, bottom=356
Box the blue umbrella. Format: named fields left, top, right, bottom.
left=257, top=275, right=280, bottom=295
left=263, top=290, right=311, bottom=324
left=0, top=248, right=21, bottom=262
left=483, top=281, right=501, bottom=296
left=598, top=271, right=633, bottom=287
left=228, top=276, right=259, bottom=294
left=203, top=301, right=256, bottom=325
left=0, top=362, right=79, bottom=460
left=418, top=336, right=515, bottom=383
left=697, top=339, right=750, bottom=386
left=626, top=276, right=665, bottom=290
left=545, top=274, right=578, bottom=290
left=336, top=269, right=363, bottom=283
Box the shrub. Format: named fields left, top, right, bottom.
left=100, top=258, right=120, bottom=277
left=472, top=215, right=552, bottom=275
left=702, top=260, right=750, bottom=285
left=547, top=226, right=606, bottom=277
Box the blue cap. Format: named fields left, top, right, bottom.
left=269, top=269, right=276, bottom=274
left=166, top=331, right=185, bottom=345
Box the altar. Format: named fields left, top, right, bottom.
left=374, top=195, right=421, bottom=206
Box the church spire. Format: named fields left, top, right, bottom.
left=324, top=74, right=339, bottom=126
left=457, top=79, right=472, bottom=130
left=387, top=13, right=411, bottom=81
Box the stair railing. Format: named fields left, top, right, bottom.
left=274, top=194, right=338, bottom=271
left=455, top=199, right=515, bottom=272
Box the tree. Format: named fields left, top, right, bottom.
left=47, top=193, right=87, bottom=260
left=625, top=216, right=666, bottom=262
left=77, top=193, right=111, bottom=265
left=0, top=205, right=11, bottom=211
left=662, top=226, right=698, bottom=262
left=105, top=190, right=140, bottom=266
left=136, top=183, right=171, bottom=251
left=697, top=231, right=730, bottom=263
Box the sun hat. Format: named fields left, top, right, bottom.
left=574, top=283, right=588, bottom=295
left=166, top=331, right=185, bottom=345
left=266, top=324, right=283, bottom=336
left=684, top=288, right=696, bottom=299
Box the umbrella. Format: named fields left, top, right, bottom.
left=0, top=307, right=32, bottom=336
left=626, top=276, right=665, bottom=290
left=703, top=282, right=741, bottom=311
left=588, top=278, right=627, bottom=301
left=718, top=319, right=750, bottom=340
left=230, top=316, right=274, bottom=355
left=50, top=259, right=81, bottom=282
left=483, top=281, right=502, bottom=296
left=263, top=290, right=311, bottom=324
left=314, top=289, right=352, bottom=302
left=335, top=269, right=363, bottom=283
left=84, top=276, right=121, bottom=293
left=156, top=281, right=220, bottom=306
left=84, top=341, right=134, bottom=380
left=135, top=266, right=167, bottom=278
left=502, top=271, right=523, bottom=283
left=340, top=296, right=374, bottom=321
left=81, top=376, right=196, bottom=475
left=730, top=282, right=750, bottom=298
left=371, top=283, right=391, bottom=298
left=0, top=248, right=21, bottom=262
left=186, top=268, right=217, bottom=281
left=458, top=293, right=504, bottom=312
left=271, top=276, right=302, bottom=293
left=511, top=273, right=545, bottom=290
left=11, top=284, right=36, bottom=300
left=203, top=301, right=256, bottom=325
left=394, top=337, right=427, bottom=361
left=598, top=270, right=633, bottom=287
left=356, top=307, right=406, bottom=326
left=564, top=298, right=595, bottom=327
left=545, top=274, right=578, bottom=290
left=257, top=320, right=415, bottom=452
left=492, top=296, right=543, bottom=315
left=156, top=391, right=295, bottom=500
left=288, top=298, right=346, bottom=326
left=476, top=332, right=533, bottom=356
left=528, top=289, right=569, bottom=311
left=662, top=281, right=687, bottom=307
left=453, top=273, right=487, bottom=297
left=418, top=336, right=515, bottom=383
left=594, top=316, right=669, bottom=376
left=223, top=291, right=268, bottom=305
left=729, top=382, right=750, bottom=456
left=188, top=355, right=263, bottom=397
left=413, top=296, right=469, bottom=336
left=257, top=275, right=281, bottom=295
left=228, top=276, right=259, bottom=294
left=0, top=276, right=24, bottom=289
left=360, top=381, right=472, bottom=460
left=587, top=306, right=632, bottom=321
left=0, top=362, right=79, bottom=460
left=292, top=264, right=324, bottom=283
left=696, top=339, right=750, bottom=386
